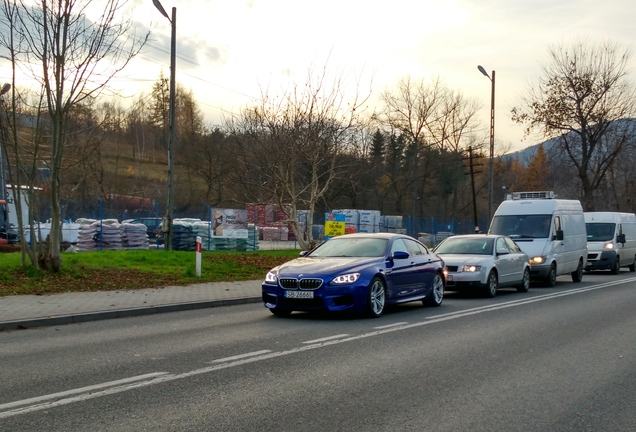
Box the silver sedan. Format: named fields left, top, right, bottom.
left=434, top=234, right=531, bottom=297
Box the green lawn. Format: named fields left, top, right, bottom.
left=0, top=249, right=300, bottom=296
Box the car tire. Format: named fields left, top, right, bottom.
left=424, top=272, right=444, bottom=307
left=545, top=263, right=557, bottom=287
left=629, top=256, right=636, bottom=272
left=571, top=259, right=583, bottom=282
left=483, top=270, right=498, bottom=298
left=270, top=307, right=292, bottom=317
left=366, top=277, right=386, bottom=318
left=517, top=267, right=531, bottom=292
left=611, top=256, right=620, bottom=275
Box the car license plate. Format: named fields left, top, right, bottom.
left=285, top=290, right=314, bottom=299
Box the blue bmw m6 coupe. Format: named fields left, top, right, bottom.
left=262, top=233, right=446, bottom=317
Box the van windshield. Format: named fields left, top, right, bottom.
left=490, top=214, right=552, bottom=239
left=585, top=223, right=615, bottom=241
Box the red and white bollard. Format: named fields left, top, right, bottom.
left=195, top=236, right=202, bottom=277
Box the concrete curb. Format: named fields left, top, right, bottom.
left=0, top=297, right=262, bottom=331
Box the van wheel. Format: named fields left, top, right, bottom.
left=571, top=259, right=583, bottom=282
left=611, top=257, right=620, bottom=275
left=629, top=256, right=636, bottom=272
left=545, top=264, right=557, bottom=287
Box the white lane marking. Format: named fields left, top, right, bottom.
left=303, top=334, right=349, bottom=344
left=427, top=277, right=636, bottom=321
left=0, top=372, right=168, bottom=412
left=3, top=277, right=635, bottom=419
left=374, top=322, right=408, bottom=329
left=209, top=350, right=272, bottom=363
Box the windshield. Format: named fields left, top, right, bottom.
left=435, top=237, right=494, bottom=255
left=490, top=214, right=551, bottom=239
left=585, top=223, right=615, bottom=241
left=309, top=237, right=388, bottom=258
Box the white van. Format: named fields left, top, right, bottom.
left=584, top=212, right=636, bottom=273
left=488, top=191, right=587, bottom=286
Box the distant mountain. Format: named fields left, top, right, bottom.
left=502, top=118, right=636, bottom=165
left=502, top=140, right=555, bottom=165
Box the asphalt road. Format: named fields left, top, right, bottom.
left=2, top=272, right=636, bottom=431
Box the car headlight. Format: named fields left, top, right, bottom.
left=461, top=265, right=481, bottom=272
left=603, top=242, right=614, bottom=250
left=530, top=256, right=546, bottom=264
left=264, top=269, right=278, bottom=284
left=330, top=273, right=360, bottom=285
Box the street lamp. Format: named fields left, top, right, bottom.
left=477, top=65, right=495, bottom=227
left=153, top=0, right=176, bottom=251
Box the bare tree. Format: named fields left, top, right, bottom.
left=377, top=76, right=482, bottom=152
left=227, top=68, right=371, bottom=250
left=4, top=0, right=148, bottom=271
left=0, top=0, right=48, bottom=268
left=377, top=76, right=443, bottom=147
left=375, top=76, right=483, bottom=221
left=511, top=39, right=636, bottom=210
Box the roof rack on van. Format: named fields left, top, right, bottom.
left=508, top=191, right=555, bottom=200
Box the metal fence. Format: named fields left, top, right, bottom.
left=18, top=199, right=491, bottom=250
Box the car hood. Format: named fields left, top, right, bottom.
left=510, top=239, right=548, bottom=258
left=275, top=256, right=380, bottom=277
left=437, top=254, right=490, bottom=267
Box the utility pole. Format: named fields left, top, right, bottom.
left=153, top=1, right=177, bottom=251
left=463, top=146, right=482, bottom=233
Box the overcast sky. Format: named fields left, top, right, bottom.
left=2, top=0, right=635, bottom=153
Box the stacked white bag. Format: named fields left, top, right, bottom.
left=120, top=223, right=150, bottom=249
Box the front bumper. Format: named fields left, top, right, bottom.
left=262, top=282, right=368, bottom=313
left=528, top=263, right=552, bottom=280
left=444, top=270, right=486, bottom=289
left=585, top=250, right=617, bottom=271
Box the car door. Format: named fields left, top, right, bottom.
left=405, top=238, right=439, bottom=295
left=504, top=237, right=527, bottom=283
left=386, top=238, right=420, bottom=299
left=495, top=237, right=515, bottom=284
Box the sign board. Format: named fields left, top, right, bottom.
left=5, top=186, right=31, bottom=227
left=211, top=208, right=249, bottom=238
left=324, top=213, right=346, bottom=238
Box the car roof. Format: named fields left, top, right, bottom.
left=443, top=234, right=503, bottom=240
left=334, top=232, right=410, bottom=239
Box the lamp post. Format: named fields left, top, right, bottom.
left=153, top=0, right=176, bottom=251
left=477, top=65, right=495, bottom=226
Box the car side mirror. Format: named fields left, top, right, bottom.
left=554, top=230, right=564, bottom=241
left=617, top=233, right=626, bottom=244
left=392, top=251, right=410, bottom=260
left=497, top=249, right=509, bottom=256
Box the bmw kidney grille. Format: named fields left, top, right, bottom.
left=279, top=278, right=323, bottom=290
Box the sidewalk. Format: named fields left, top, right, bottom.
left=0, top=280, right=264, bottom=331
